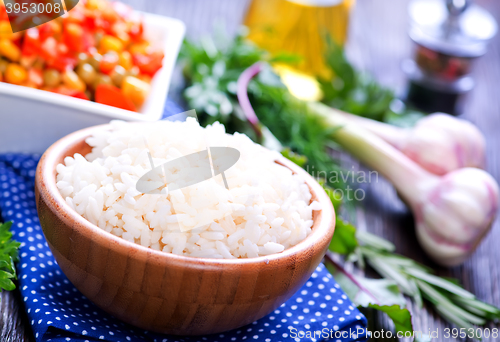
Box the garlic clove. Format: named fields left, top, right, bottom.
left=415, top=168, right=499, bottom=265
left=403, top=113, right=486, bottom=175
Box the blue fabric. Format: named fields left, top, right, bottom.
left=0, top=100, right=368, bottom=342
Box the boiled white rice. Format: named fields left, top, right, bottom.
left=56, top=119, right=321, bottom=258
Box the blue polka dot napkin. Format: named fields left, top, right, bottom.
left=0, top=108, right=368, bottom=342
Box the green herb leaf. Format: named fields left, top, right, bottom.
left=450, top=295, right=500, bottom=320
left=280, top=148, right=308, bottom=168
left=321, top=38, right=426, bottom=124
left=318, top=179, right=343, bottom=212
left=368, top=304, right=413, bottom=335
left=0, top=221, right=20, bottom=293
left=180, top=29, right=350, bottom=195
left=416, top=280, right=485, bottom=330
left=356, top=230, right=395, bottom=253
left=329, top=218, right=357, bottom=255
left=0, top=270, right=16, bottom=292
left=325, top=255, right=413, bottom=334
left=405, top=268, right=475, bottom=300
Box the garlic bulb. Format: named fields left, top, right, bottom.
left=413, top=168, right=498, bottom=266
left=311, top=102, right=499, bottom=266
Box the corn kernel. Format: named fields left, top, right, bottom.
left=0, top=21, right=13, bottom=40
left=5, top=63, right=27, bottom=85
left=20, top=56, right=35, bottom=69
left=129, top=42, right=150, bottom=55
left=65, top=23, right=82, bottom=40
left=48, top=20, right=62, bottom=35
left=137, top=74, right=152, bottom=83
left=100, top=35, right=124, bottom=54
left=0, top=59, right=8, bottom=73
left=122, top=76, right=150, bottom=108
left=86, top=0, right=105, bottom=10
left=0, top=39, right=21, bottom=62
left=62, top=69, right=86, bottom=92
left=118, top=51, right=133, bottom=70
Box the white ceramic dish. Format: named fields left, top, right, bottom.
left=0, top=11, right=185, bottom=154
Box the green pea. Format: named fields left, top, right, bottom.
left=43, top=69, right=61, bottom=87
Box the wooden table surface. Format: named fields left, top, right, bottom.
left=1, top=1, right=499, bottom=341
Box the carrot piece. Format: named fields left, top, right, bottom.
left=95, top=84, right=137, bottom=111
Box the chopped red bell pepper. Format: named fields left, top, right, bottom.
left=46, top=55, right=78, bottom=72
left=64, top=23, right=84, bottom=53
left=99, top=53, right=119, bottom=74
left=82, top=30, right=95, bottom=53
left=0, top=9, right=9, bottom=21
left=40, top=37, right=58, bottom=62
left=64, top=9, right=86, bottom=26
left=95, top=84, right=136, bottom=111
left=129, top=20, right=144, bottom=42
left=28, top=69, right=43, bottom=87
left=22, top=28, right=40, bottom=57
left=132, top=51, right=164, bottom=76
left=38, top=21, right=61, bottom=41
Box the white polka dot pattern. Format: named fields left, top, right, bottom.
left=0, top=155, right=367, bottom=342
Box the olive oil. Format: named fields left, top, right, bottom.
left=244, top=0, right=355, bottom=79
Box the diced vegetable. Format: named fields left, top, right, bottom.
left=22, top=28, right=40, bottom=57
left=93, top=73, right=113, bottom=88
left=122, top=76, right=150, bottom=107
left=76, top=63, right=97, bottom=85
left=0, top=21, right=14, bottom=40
left=43, top=69, right=61, bottom=87
left=118, top=51, right=133, bottom=70
left=99, top=52, right=119, bottom=74
left=64, top=23, right=85, bottom=53
left=129, top=42, right=150, bottom=55
left=132, top=51, right=164, bottom=76
left=0, top=39, right=21, bottom=62
left=88, top=52, right=103, bottom=70
left=0, top=0, right=164, bottom=112
left=100, top=35, right=124, bottom=53
left=95, top=83, right=136, bottom=111
left=110, top=65, right=126, bottom=87
left=40, top=37, right=58, bottom=63
left=5, top=63, right=27, bottom=85
left=27, top=68, right=43, bottom=88
left=62, top=69, right=86, bottom=92
left=0, top=59, right=8, bottom=74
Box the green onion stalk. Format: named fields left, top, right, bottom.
left=238, top=62, right=499, bottom=267
left=340, top=112, right=486, bottom=175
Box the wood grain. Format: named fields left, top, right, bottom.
left=2, top=0, right=500, bottom=341
left=0, top=288, right=34, bottom=342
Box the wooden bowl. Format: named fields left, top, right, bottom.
left=35, top=124, right=336, bottom=336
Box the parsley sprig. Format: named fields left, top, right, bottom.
left=0, top=221, right=20, bottom=292
left=328, top=218, right=500, bottom=337
left=181, top=30, right=347, bottom=192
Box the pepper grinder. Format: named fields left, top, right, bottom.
left=403, top=0, right=497, bottom=114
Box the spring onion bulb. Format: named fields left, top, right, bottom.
left=341, top=113, right=486, bottom=175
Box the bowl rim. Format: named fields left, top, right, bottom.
left=36, top=123, right=336, bottom=267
